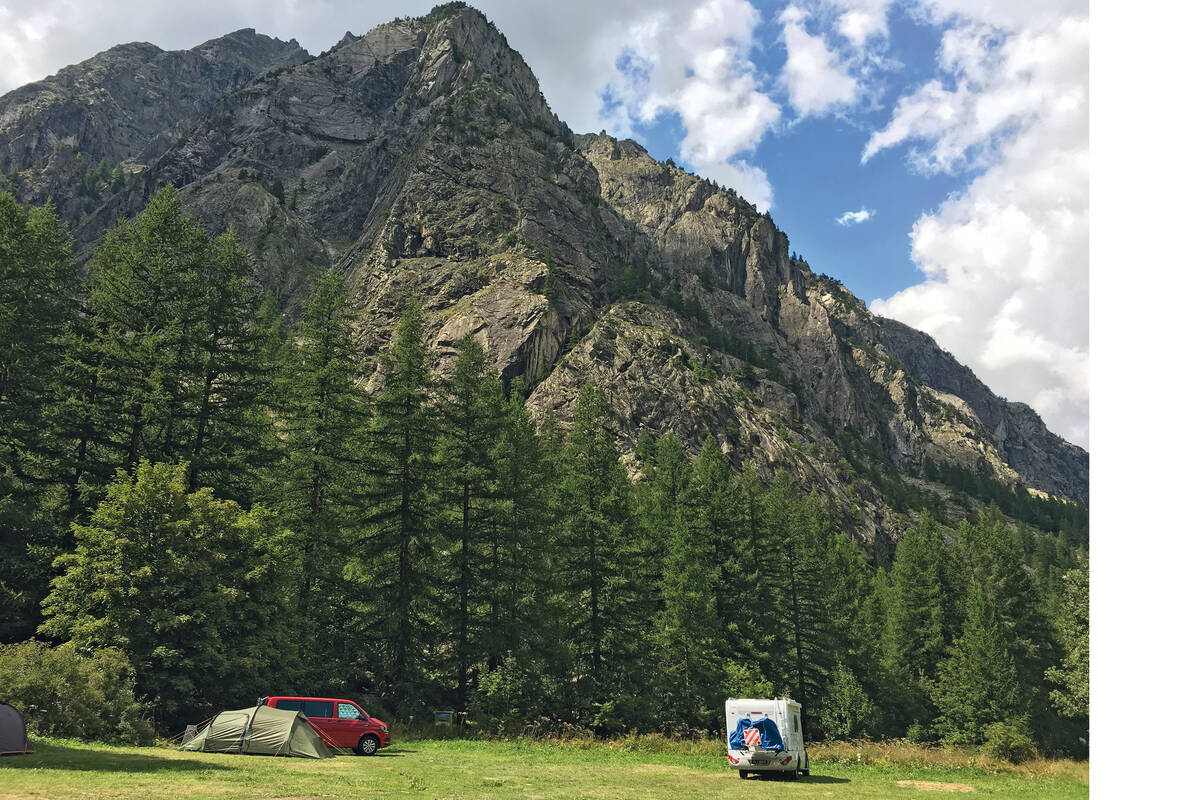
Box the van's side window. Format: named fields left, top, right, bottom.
left=275, top=700, right=304, bottom=713
left=338, top=703, right=361, bottom=720
left=305, top=701, right=334, bottom=718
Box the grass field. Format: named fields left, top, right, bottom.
left=0, top=737, right=1088, bottom=799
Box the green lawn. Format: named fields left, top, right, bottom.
left=0, top=738, right=1088, bottom=799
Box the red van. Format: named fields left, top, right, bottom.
left=263, top=697, right=390, bottom=755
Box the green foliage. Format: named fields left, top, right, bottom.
left=1046, top=558, right=1088, bottom=719
left=721, top=661, right=775, bottom=700
left=817, top=663, right=882, bottom=740
left=0, top=192, right=1088, bottom=749
left=269, top=269, right=367, bottom=684
left=982, top=719, right=1038, bottom=763
left=355, top=302, right=437, bottom=701
left=0, top=640, right=153, bottom=744
left=930, top=581, right=1023, bottom=745
left=432, top=333, right=506, bottom=709
left=0, top=192, right=76, bottom=640
left=40, top=461, right=295, bottom=730
left=885, top=512, right=961, bottom=723
left=555, top=385, right=646, bottom=729
left=49, top=187, right=264, bottom=511
left=923, top=460, right=1088, bottom=544
left=422, top=2, right=472, bottom=28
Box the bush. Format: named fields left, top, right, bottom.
left=817, top=663, right=882, bottom=740
left=905, top=721, right=936, bottom=742
left=982, top=720, right=1037, bottom=763
left=0, top=640, right=154, bottom=744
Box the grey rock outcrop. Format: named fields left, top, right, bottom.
left=0, top=3, right=1087, bottom=540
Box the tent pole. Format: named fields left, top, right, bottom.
left=239, top=706, right=262, bottom=754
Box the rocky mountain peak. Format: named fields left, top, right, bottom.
left=334, top=31, right=362, bottom=50
left=0, top=3, right=1087, bottom=539
left=190, top=28, right=307, bottom=68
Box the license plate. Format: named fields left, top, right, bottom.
left=750, top=757, right=770, bottom=765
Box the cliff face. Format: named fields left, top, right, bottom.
left=0, top=28, right=309, bottom=234
left=0, top=4, right=1087, bottom=540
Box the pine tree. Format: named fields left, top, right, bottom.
left=632, top=433, right=690, bottom=597
left=0, top=193, right=76, bottom=473
left=554, top=384, right=643, bottom=728
left=886, top=511, right=962, bottom=728
left=0, top=193, right=76, bottom=641
left=271, top=268, right=367, bottom=682
left=821, top=522, right=883, bottom=725
left=50, top=187, right=210, bottom=511
left=931, top=579, right=1023, bottom=744
left=484, top=379, right=555, bottom=669
left=732, top=470, right=783, bottom=660
left=183, top=229, right=277, bottom=502
left=473, top=380, right=571, bottom=727
left=432, top=333, right=504, bottom=710
left=764, top=477, right=831, bottom=735
left=654, top=500, right=724, bottom=729
left=356, top=302, right=436, bottom=701
left=678, top=437, right=740, bottom=651
left=1046, top=555, right=1088, bottom=719
left=954, top=512, right=1055, bottom=726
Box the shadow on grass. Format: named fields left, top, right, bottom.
left=12, top=740, right=235, bottom=773
left=745, top=773, right=850, bottom=784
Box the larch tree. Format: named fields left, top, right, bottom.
left=271, top=268, right=367, bottom=682
left=0, top=193, right=76, bottom=641
left=432, top=333, right=504, bottom=710
left=357, top=301, right=436, bottom=700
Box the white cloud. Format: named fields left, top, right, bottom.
left=869, top=10, right=1089, bottom=447
left=836, top=207, right=875, bottom=225
left=778, top=4, right=860, bottom=118
left=602, top=0, right=781, bottom=208
left=828, top=0, right=892, bottom=46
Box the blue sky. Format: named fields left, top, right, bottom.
left=0, top=0, right=1088, bottom=447
left=627, top=2, right=962, bottom=304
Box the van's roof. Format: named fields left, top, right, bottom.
left=268, top=696, right=363, bottom=705
left=725, top=697, right=799, bottom=706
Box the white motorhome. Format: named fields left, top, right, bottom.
left=725, top=697, right=809, bottom=779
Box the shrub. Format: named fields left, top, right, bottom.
left=982, top=720, right=1037, bottom=763
left=817, top=663, right=882, bottom=740
left=0, top=640, right=154, bottom=744
left=905, top=721, right=936, bottom=742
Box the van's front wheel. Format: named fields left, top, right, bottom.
left=356, top=734, right=380, bottom=756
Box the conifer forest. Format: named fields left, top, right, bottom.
left=0, top=188, right=1088, bottom=757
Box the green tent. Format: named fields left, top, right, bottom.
left=181, top=705, right=334, bottom=758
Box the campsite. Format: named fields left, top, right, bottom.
left=1, top=1, right=1098, bottom=796
left=0, top=735, right=1089, bottom=799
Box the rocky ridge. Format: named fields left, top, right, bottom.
left=0, top=3, right=1087, bottom=543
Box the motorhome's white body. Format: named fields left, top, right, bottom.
left=724, top=697, right=809, bottom=778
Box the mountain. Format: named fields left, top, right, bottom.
left=0, top=3, right=1086, bottom=544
